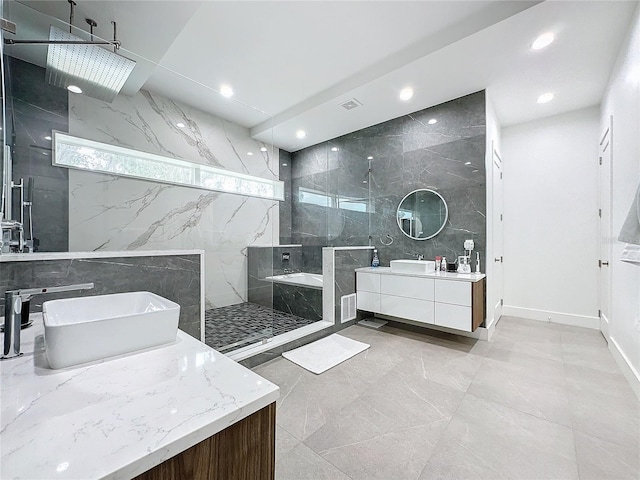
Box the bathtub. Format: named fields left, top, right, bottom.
left=263, top=272, right=323, bottom=290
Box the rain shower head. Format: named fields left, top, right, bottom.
left=46, top=25, right=136, bottom=102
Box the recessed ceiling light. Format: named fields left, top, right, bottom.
left=296, top=130, right=306, bottom=139
left=531, top=32, right=555, bottom=51
left=282, top=163, right=288, bottom=167
left=537, top=92, right=554, bottom=104
left=67, top=85, right=82, bottom=94
left=362, top=180, right=368, bottom=184
left=367, top=156, right=373, bottom=160
left=331, top=147, right=338, bottom=152
left=176, top=122, right=185, bottom=128
left=247, top=152, right=253, bottom=156
left=260, top=147, right=267, bottom=152
left=220, top=84, right=234, bottom=98
left=428, top=119, right=437, bottom=125
left=44, top=135, right=52, bottom=141
left=399, top=87, right=414, bottom=101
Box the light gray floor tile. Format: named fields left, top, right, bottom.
left=276, top=425, right=300, bottom=463
left=394, top=344, right=482, bottom=392
left=420, top=394, right=579, bottom=480
left=468, top=357, right=572, bottom=426
left=568, top=385, right=640, bottom=449
left=559, top=327, right=608, bottom=348
left=484, top=346, right=566, bottom=386
left=562, top=342, right=620, bottom=373
left=564, top=363, right=636, bottom=399
left=491, top=335, right=565, bottom=362
left=574, top=430, right=640, bottom=480
left=273, top=366, right=362, bottom=441
left=316, top=423, right=446, bottom=480
left=357, top=366, right=465, bottom=431
left=252, top=317, right=639, bottom=480
left=276, top=442, right=351, bottom=480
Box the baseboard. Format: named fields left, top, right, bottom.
left=608, top=336, right=640, bottom=401
left=502, top=305, right=599, bottom=330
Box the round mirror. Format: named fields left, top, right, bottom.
left=397, top=189, right=448, bottom=240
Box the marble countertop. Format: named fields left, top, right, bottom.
left=0, top=249, right=205, bottom=262
left=356, top=267, right=486, bottom=282
left=0, top=314, right=279, bottom=480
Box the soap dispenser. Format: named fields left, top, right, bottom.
left=371, top=248, right=380, bottom=268
left=371, top=248, right=380, bottom=267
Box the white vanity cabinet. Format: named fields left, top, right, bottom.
left=379, top=274, right=434, bottom=324
left=356, top=268, right=485, bottom=332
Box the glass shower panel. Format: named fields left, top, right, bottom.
left=326, top=139, right=371, bottom=248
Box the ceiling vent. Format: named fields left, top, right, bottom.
left=340, top=98, right=362, bottom=110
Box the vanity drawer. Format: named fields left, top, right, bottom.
left=380, top=295, right=434, bottom=324
left=357, top=291, right=380, bottom=312
left=434, top=303, right=472, bottom=331
left=380, top=275, right=434, bottom=301
left=435, top=280, right=471, bottom=306
left=357, top=272, right=381, bottom=294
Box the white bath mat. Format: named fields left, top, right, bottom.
left=282, top=334, right=370, bottom=374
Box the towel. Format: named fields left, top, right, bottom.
left=619, top=181, right=640, bottom=245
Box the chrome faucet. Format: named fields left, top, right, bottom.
left=2, top=283, right=94, bottom=360
left=415, top=253, right=424, bottom=261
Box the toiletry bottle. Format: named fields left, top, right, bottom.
left=475, top=252, right=481, bottom=273
left=440, top=256, right=447, bottom=271
left=435, top=256, right=442, bottom=272
left=372, top=248, right=380, bottom=268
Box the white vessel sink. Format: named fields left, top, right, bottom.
left=390, top=259, right=436, bottom=274
left=43, top=291, right=180, bottom=369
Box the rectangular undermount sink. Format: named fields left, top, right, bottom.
left=43, top=291, right=180, bottom=369
left=390, top=259, right=436, bottom=274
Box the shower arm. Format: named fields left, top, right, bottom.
left=5, top=2, right=122, bottom=50
left=4, top=39, right=120, bottom=47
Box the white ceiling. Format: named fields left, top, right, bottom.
left=11, top=0, right=639, bottom=152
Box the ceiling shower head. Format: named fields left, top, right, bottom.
left=46, top=26, right=136, bottom=103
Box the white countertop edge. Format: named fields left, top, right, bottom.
left=0, top=249, right=205, bottom=262
left=355, top=266, right=486, bottom=282
left=323, top=246, right=374, bottom=251
left=111, top=391, right=279, bottom=480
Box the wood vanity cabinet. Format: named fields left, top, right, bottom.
left=133, top=403, right=276, bottom=480
left=356, top=271, right=485, bottom=332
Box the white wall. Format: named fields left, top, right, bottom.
left=601, top=4, right=640, bottom=394
left=502, top=107, right=600, bottom=327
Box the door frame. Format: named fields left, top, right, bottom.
left=598, top=116, right=613, bottom=342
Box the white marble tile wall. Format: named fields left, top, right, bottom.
left=68, top=90, right=279, bottom=308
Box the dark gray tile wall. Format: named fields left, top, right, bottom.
left=6, top=57, right=69, bottom=252
left=273, top=283, right=322, bottom=322
left=0, top=254, right=202, bottom=339
left=287, top=91, right=487, bottom=270
left=334, top=249, right=373, bottom=323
